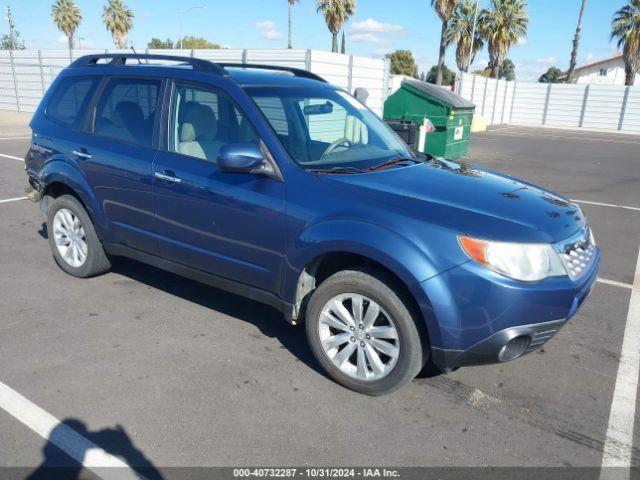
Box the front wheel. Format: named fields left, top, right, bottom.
left=305, top=268, right=427, bottom=396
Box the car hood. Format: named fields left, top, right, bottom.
left=320, top=158, right=585, bottom=244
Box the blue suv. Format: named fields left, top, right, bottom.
left=25, top=54, right=599, bottom=395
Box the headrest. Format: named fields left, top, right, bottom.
left=115, top=101, right=144, bottom=123
left=182, top=102, right=217, bottom=140
left=180, top=123, right=196, bottom=143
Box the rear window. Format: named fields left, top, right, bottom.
left=94, top=77, right=161, bottom=148
left=46, top=75, right=100, bottom=128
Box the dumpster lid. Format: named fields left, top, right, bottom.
left=402, top=79, right=475, bottom=109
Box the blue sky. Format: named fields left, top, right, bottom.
left=6, top=0, right=624, bottom=81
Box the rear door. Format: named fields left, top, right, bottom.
left=74, top=75, right=163, bottom=252
left=152, top=80, right=286, bottom=292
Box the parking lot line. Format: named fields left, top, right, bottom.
left=597, top=278, right=633, bottom=290
left=0, top=196, right=27, bottom=204
left=572, top=199, right=640, bottom=213
left=0, top=153, right=23, bottom=161
left=0, top=136, right=30, bottom=140
left=600, top=246, right=640, bottom=471
left=479, top=130, right=640, bottom=146
left=0, top=381, right=144, bottom=480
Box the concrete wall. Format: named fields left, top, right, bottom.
left=0, top=48, right=390, bottom=116
left=457, top=72, right=640, bottom=133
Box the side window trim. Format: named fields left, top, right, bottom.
left=89, top=75, right=165, bottom=150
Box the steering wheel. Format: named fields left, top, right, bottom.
left=321, top=137, right=354, bottom=159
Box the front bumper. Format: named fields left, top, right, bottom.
left=411, top=245, right=600, bottom=370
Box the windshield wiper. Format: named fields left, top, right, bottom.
left=367, top=156, right=420, bottom=172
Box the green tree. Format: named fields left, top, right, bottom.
left=479, top=0, right=528, bottom=79
left=175, top=36, right=221, bottom=49
left=538, top=67, right=565, bottom=83
left=426, top=64, right=456, bottom=85
left=386, top=50, right=418, bottom=77
left=567, top=0, right=587, bottom=83
left=446, top=0, right=484, bottom=72
left=147, top=38, right=173, bottom=49
left=288, top=0, right=299, bottom=49
left=51, top=0, right=82, bottom=51
left=611, top=0, right=640, bottom=86
left=316, top=0, right=356, bottom=53
left=431, top=0, right=460, bottom=84
left=102, top=0, right=134, bottom=49
left=501, top=58, right=515, bottom=80
left=0, top=31, right=26, bottom=50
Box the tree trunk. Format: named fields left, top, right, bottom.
left=288, top=3, right=292, bottom=49
left=341, top=31, right=346, bottom=54
left=625, top=64, right=636, bottom=86
left=436, top=20, right=448, bottom=85
left=566, top=0, right=586, bottom=83
left=68, top=35, right=74, bottom=51
left=331, top=32, right=338, bottom=53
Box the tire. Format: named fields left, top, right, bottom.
left=47, top=194, right=111, bottom=278
left=305, top=267, right=427, bottom=396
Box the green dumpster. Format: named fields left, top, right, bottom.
left=383, top=79, right=475, bottom=159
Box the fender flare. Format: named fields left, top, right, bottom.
left=283, top=219, right=444, bottom=334
left=40, top=160, right=109, bottom=239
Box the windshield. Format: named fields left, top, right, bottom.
left=246, top=86, right=418, bottom=172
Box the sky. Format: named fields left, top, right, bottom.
left=4, top=0, right=625, bottom=81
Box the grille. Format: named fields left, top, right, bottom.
left=555, top=227, right=596, bottom=281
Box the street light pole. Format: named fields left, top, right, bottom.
left=5, top=5, right=16, bottom=50
left=178, top=5, right=207, bottom=50
left=467, top=0, right=480, bottom=72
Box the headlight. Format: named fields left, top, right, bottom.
left=459, top=236, right=566, bottom=282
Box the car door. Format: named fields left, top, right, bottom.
left=74, top=75, right=163, bottom=253
left=152, top=80, right=286, bottom=293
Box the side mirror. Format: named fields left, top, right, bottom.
left=218, top=143, right=265, bottom=174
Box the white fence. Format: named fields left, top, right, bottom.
left=457, top=72, right=640, bottom=133
left=0, top=49, right=390, bottom=116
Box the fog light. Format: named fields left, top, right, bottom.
left=498, top=336, right=530, bottom=362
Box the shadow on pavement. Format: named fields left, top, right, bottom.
left=26, top=418, right=163, bottom=480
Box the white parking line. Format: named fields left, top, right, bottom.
left=0, top=381, right=145, bottom=480
left=0, top=196, right=27, bottom=204
left=600, top=246, right=640, bottom=472
left=572, top=199, right=640, bottom=213
left=483, top=129, right=640, bottom=146
left=0, top=153, right=24, bottom=161
left=597, top=278, right=633, bottom=290
left=0, top=136, right=30, bottom=140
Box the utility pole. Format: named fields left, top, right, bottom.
left=5, top=5, right=16, bottom=50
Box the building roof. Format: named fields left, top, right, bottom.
left=574, top=55, right=623, bottom=73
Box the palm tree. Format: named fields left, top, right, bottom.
left=567, top=0, right=587, bottom=83
left=102, top=0, right=134, bottom=49
left=611, top=0, right=640, bottom=86
left=431, top=0, right=460, bottom=84
left=446, top=0, right=484, bottom=72
left=288, top=0, right=299, bottom=49
left=316, top=0, right=356, bottom=53
left=51, top=0, right=82, bottom=51
left=479, top=0, right=528, bottom=79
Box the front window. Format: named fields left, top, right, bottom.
left=247, top=87, right=418, bottom=172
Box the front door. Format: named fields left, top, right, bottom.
left=152, top=81, right=286, bottom=293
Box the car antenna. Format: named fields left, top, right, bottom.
left=130, top=46, right=143, bottom=64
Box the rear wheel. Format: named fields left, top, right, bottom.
left=305, top=268, right=427, bottom=395
left=47, top=194, right=111, bottom=278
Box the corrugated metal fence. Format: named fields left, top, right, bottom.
left=0, top=48, right=390, bottom=116
left=457, top=72, right=640, bottom=133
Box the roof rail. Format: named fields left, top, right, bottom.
left=218, top=63, right=327, bottom=83
left=69, top=54, right=327, bottom=83
left=70, top=53, right=227, bottom=75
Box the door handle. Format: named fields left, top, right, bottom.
left=154, top=171, right=182, bottom=184
left=72, top=149, right=92, bottom=160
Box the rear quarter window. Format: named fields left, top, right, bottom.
left=45, top=75, right=100, bottom=129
